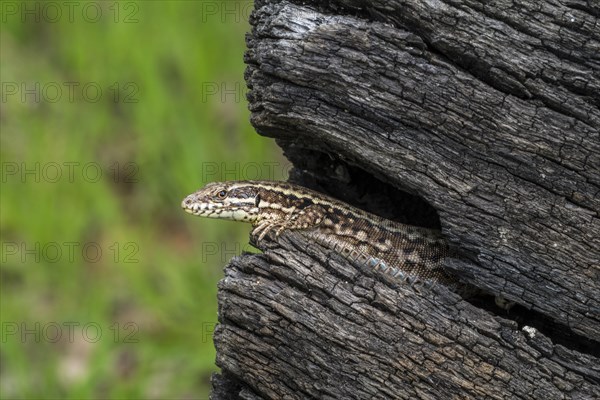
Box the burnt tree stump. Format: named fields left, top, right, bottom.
left=209, top=1, right=599, bottom=399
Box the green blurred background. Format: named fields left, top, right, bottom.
left=0, top=1, right=286, bottom=398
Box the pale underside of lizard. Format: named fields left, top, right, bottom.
left=182, top=180, right=457, bottom=290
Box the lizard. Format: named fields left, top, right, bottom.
left=181, top=180, right=459, bottom=291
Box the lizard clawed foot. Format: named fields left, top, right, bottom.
left=251, top=221, right=288, bottom=243
left=251, top=221, right=272, bottom=243
left=274, top=225, right=287, bottom=237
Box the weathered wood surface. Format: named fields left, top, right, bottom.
left=212, top=234, right=599, bottom=399
left=210, top=0, right=599, bottom=398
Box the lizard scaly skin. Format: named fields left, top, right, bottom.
left=182, top=180, right=456, bottom=289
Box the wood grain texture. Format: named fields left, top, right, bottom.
left=210, top=0, right=600, bottom=398
left=244, top=0, right=599, bottom=338
left=212, top=233, right=599, bottom=399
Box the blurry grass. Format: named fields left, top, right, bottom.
left=0, top=1, right=285, bottom=399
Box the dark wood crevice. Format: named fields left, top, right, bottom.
left=288, top=152, right=600, bottom=359
left=210, top=1, right=600, bottom=399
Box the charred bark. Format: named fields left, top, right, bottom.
left=210, top=1, right=599, bottom=398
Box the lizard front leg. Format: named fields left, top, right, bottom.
left=251, top=219, right=278, bottom=242
left=251, top=205, right=326, bottom=243
left=284, top=204, right=326, bottom=230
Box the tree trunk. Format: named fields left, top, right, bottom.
left=210, top=1, right=599, bottom=398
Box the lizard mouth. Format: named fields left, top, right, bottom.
left=181, top=198, right=220, bottom=216
left=181, top=198, right=203, bottom=215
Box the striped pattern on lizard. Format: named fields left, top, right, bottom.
left=182, top=180, right=456, bottom=289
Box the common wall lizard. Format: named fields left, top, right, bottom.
left=182, top=180, right=457, bottom=290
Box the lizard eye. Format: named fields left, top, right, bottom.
left=216, top=190, right=227, bottom=199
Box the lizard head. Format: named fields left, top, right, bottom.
left=181, top=181, right=261, bottom=222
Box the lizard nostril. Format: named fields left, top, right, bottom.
left=182, top=198, right=193, bottom=209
